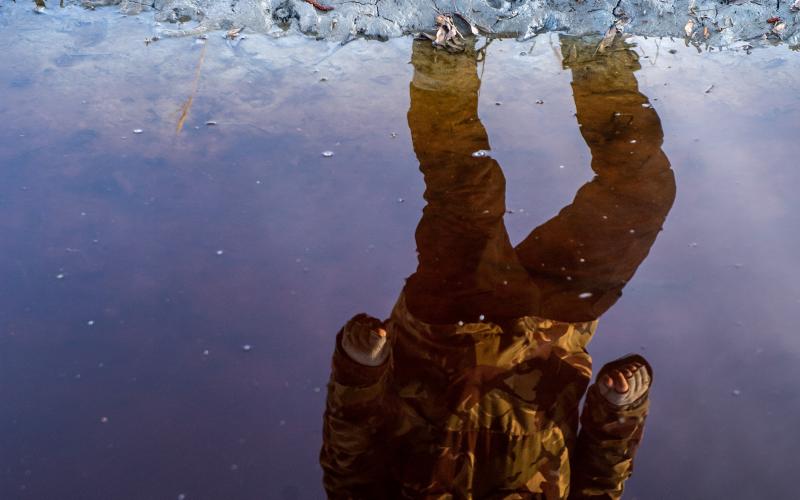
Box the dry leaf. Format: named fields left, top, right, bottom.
left=226, top=27, right=244, bottom=39
left=684, top=19, right=695, bottom=37
left=597, top=26, right=617, bottom=54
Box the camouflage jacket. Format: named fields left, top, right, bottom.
left=321, top=294, right=649, bottom=499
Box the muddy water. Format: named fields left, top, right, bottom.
left=1, top=4, right=800, bottom=500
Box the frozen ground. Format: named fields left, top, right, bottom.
left=43, top=0, right=800, bottom=47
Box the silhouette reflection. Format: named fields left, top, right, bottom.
left=321, top=38, right=676, bottom=499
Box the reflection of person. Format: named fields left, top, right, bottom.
left=320, top=38, right=675, bottom=499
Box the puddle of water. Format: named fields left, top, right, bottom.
left=1, top=4, right=799, bottom=500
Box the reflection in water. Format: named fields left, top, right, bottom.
left=321, top=38, right=675, bottom=498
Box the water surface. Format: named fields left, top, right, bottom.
left=1, top=5, right=799, bottom=500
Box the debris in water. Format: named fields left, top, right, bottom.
left=242, top=344, right=252, bottom=352
left=597, top=25, right=619, bottom=54
left=684, top=19, right=695, bottom=37
left=203, top=349, right=210, bottom=356
left=321, top=151, right=334, bottom=158
left=579, top=292, right=593, bottom=299
left=226, top=27, right=244, bottom=39
left=479, top=314, right=485, bottom=321
left=216, top=249, right=224, bottom=256
left=535, top=99, right=544, bottom=104
left=397, top=198, right=405, bottom=203
left=704, top=84, right=714, bottom=94
left=56, top=273, right=65, bottom=280
left=133, top=129, right=143, bottom=134
left=495, top=101, right=502, bottom=106
left=205, top=120, right=218, bottom=126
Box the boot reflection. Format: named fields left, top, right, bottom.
left=321, top=38, right=675, bottom=499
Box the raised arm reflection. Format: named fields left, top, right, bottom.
left=321, top=38, right=675, bottom=499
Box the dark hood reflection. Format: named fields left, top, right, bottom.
left=320, top=38, right=675, bottom=499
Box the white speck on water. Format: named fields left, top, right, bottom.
left=566, top=276, right=573, bottom=281
left=397, top=198, right=405, bottom=203
left=230, top=464, right=239, bottom=471
left=502, top=280, right=508, bottom=285
left=458, top=321, right=464, bottom=326
left=321, top=150, right=334, bottom=157
left=689, top=242, right=698, bottom=248
left=178, top=494, right=187, bottom=500
left=602, top=215, right=608, bottom=220
left=390, top=132, right=397, bottom=138
left=731, top=389, right=741, bottom=397
left=579, top=258, right=586, bottom=263
left=313, top=387, right=321, bottom=393
left=203, top=350, right=210, bottom=356
left=216, top=250, right=224, bottom=256
left=87, top=320, right=95, bottom=326
left=133, top=129, right=143, bottom=134
left=629, top=139, right=637, bottom=144
left=642, top=103, right=651, bottom=108
left=559, top=165, right=565, bottom=169
left=579, top=292, right=593, bottom=299
left=471, top=150, right=489, bottom=158
left=242, top=344, right=252, bottom=352
left=100, top=416, right=108, bottom=423
left=479, top=314, right=485, bottom=321
left=629, top=229, right=636, bottom=234
left=56, top=273, right=65, bottom=280
left=279, top=420, right=286, bottom=426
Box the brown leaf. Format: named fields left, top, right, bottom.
left=684, top=19, right=695, bottom=37
left=226, top=27, right=244, bottom=39
left=597, top=26, right=617, bottom=54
